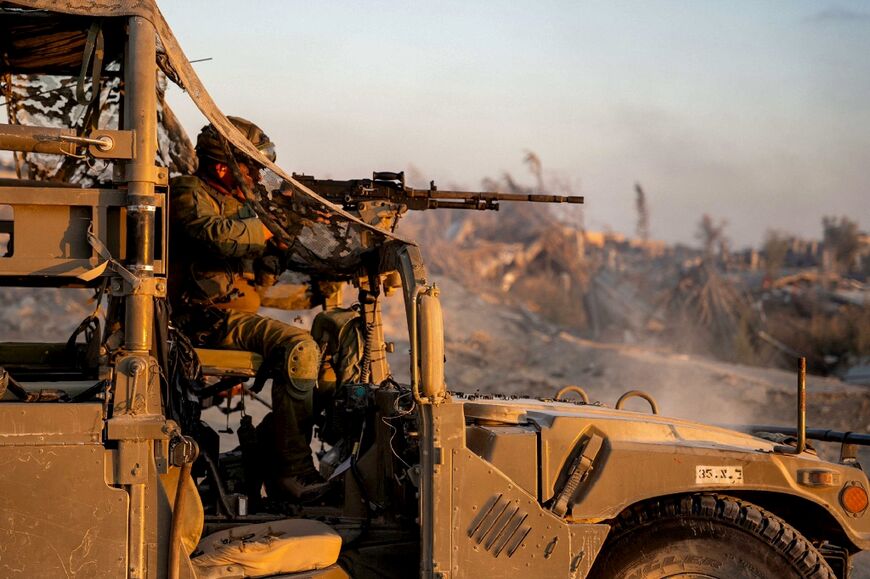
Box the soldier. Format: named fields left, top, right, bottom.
left=169, top=116, right=328, bottom=500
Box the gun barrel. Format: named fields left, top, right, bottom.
left=409, top=189, right=584, bottom=205
left=496, top=193, right=585, bottom=204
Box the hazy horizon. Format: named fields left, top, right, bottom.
left=3, top=1, right=868, bottom=247
left=160, top=1, right=868, bottom=247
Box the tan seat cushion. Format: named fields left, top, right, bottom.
left=192, top=519, right=342, bottom=579
left=195, top=348, right=263, bottom=377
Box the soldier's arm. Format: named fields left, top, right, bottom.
left=171, top=178, right=267, bottom=258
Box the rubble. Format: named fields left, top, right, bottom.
left=403, top=173, right=868, bottom=382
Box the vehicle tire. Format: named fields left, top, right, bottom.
left=588, top=493, right=835, bottom=579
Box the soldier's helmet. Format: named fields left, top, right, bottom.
left=195, top=116, right=277, bottom=164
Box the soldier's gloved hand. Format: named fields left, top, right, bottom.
left=255, top=254, right=283, bottom=288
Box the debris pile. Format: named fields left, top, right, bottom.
left=403, top=175, right=869, bottom=381
left=661, top=262, right=756, bottom=362
left=402, top=175, right=593, bottom=329
left=757, top=272, right=870, bottom=379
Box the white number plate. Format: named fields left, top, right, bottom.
left=695, top=466, right=744, bottom=485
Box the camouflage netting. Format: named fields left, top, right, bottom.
left=1, top=0, right=409, bottom=277
left=3, top=72, right=194, bottom=183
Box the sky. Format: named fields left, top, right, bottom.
left=160, top=2, right=866, bottom=246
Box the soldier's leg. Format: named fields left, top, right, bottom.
left=213, top=311, right=326, bottom=497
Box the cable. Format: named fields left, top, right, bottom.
left=347, top=420, right=372, bottom=545
left=380, top=390, right=416, bottom=469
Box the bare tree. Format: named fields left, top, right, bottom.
left=822, top=216, right=861, bottom=273
left=634, top=182, right=650, bottom=242
left=523, top=150, right=544, bottom=193
left=695, top=214, right=728, bottom=261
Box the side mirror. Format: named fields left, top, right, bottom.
left=417, top=287, right=445, bottom=400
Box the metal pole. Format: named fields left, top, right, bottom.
left=128, top=483, right=147, bottom=579
left=0, top=123, right=79, bottom=155
left=122, top=17, right=158, bottom=579
left=123, top=16, right=158, bottom=353
left=729, top=425, right=870, bottom=447
left=796, top=356, right=807, bottom=454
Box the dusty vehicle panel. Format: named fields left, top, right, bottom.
left=0, top=404, right=130, bottom=577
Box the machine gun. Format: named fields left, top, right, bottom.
left=291, top=171, right=584, bottom=212
left=252, top=169, right=581, bottom=277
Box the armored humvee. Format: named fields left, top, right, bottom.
left=1, top=2, right=869, bottom=578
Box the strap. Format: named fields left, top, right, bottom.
left=251, top=350, right=284, bottom=394
left=65, top=314, right=100, bottom=366
left=76, top=21, right=105, bottom=109
left=65, top=279, right=108, bottom=367
left=84, top=224, right=141, bottom=288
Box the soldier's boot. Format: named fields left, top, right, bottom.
left=276, top=468, right=329, bottom=501
left=271, top=412, right=330, bottom=501
left=271, top=340, right=330, bottom=501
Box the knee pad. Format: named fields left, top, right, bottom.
left=285, top=339, right=320, bottom=398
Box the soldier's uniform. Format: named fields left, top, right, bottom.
left=169, top=117, right=326, bottom=497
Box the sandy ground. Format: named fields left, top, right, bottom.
left=4, top=283, right=870, bottom=574
left=381, top=276, right=870, bottom=431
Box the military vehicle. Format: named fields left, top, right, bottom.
left=1, top=2, right=869, bottom=578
